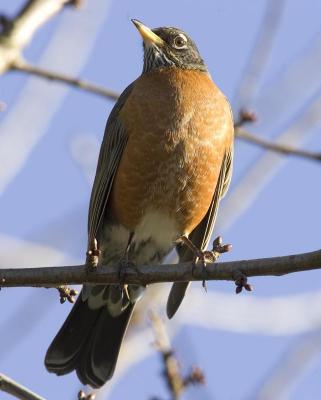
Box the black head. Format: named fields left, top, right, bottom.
left=132, top=19, right=207, bottom=73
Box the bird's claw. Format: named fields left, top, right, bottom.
left=190, top=252, right=208, bottom=291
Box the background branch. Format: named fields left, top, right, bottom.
left=0, top=0, right=74, bottom=74
left=232, top=0, right=286, bottom=109
left=235, top=127, right=321, bottom=162
left=0, top=248, right=321, bottom=288
left=0, top=373, right=44, bottom=400
left=150, top=311, right=205, bottom=400
left=12, top=59, right=120, bottom=101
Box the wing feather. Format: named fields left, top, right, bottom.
left=87, top=83, right=135, bottom=243
left=167, top=146, right=233, bottom=318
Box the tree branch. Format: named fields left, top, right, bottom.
left=150, top=311, right=205, bottom=400
left=234, top=109, right=321, bottom=162
left=0, top=373, right=45, bottom=400
left=150, top=311, right=185, bottom=400
left=235, top=127, right=321, bottom=162
left=0, top=248, right=321, bottom=288
left=0, top=0, right=76, bottom=74
left=11, top=59, right=120, bottom=101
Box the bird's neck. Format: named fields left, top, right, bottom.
left=143, top=46, right=175, bottom=73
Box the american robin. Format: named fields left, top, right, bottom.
left=45, top=19, right=234, bottom=387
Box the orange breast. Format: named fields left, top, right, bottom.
left=110, top=68, right=233, bottom=235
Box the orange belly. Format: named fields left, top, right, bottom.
left=110, top=68, right=233, bottom=236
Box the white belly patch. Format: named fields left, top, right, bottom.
left=132, top=210, right=178, bottom=264
left=99, top=209, right=178, bottom=266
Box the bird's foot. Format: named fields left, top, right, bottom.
left=179, top=235, right=232, bottom=291
left=118, top=231, right=137, bottom=285
left=234, top=271, right=253, bottom=294
left=118, top=256, right=138, bottom=301
left=86, top=238, right=101, bottom=269
left=118, top=257, right=137, bottom=284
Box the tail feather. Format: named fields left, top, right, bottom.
left=76, top=303, right=134, bottom=387
left=45, top=290, right=135, bottom=388
left=45, top=294, right=100, bottom=375
left=166, top=243, right=194, bottom=319
left=166, top=282, right=190, bottom=319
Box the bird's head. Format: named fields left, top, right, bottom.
left=132, top=19, right=207, bottom=73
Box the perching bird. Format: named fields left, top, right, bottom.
left=45, top=19, right=234, bottom=388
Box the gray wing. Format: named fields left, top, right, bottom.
left=87, top=82, right=135, bottom=245
left=166, top=146, right=233, bottom=318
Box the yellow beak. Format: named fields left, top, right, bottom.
left=131, top=19, right=164, bottom=47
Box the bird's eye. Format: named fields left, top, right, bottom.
left=173, top=34, right=187, bottom=49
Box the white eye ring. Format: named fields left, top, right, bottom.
left=173, top=34, right=188, bottom=49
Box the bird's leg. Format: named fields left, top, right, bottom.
left=119, top=232, right=136, bottom=298
left=179, top=235, right=232, bottom=290
left=178, top=236, right=208, bottom=290
left=86, top=237, right=101, bottom=269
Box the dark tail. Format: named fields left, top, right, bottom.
left=166, top=281, right=190, bottom=319
left=45, top=292, right=134, bottom=388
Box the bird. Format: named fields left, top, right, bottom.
left=45, top=19, right=234, bottom=388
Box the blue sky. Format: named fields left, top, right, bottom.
left=1, top=1, right=321, bottom=399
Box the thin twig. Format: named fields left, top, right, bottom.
left=150, top=311, right=184, bottom=399
left=0, top=373, right=45, bottom=400
left=233, top=108, right=321, bottom=162
left=233, top=0, right=286, bottom=108
left=150, top=311, right=205, bottom=400
left=12, top=59, right=119, bottom=101
left=0, top=248, right=321, bottom=288
left=235, top=127, right=321, bottom=162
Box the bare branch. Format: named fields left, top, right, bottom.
left=12, top=59, right=120, bottom=101
left=150, top=311, right=205, bottom=400
left=233, top=108, right=321, bottom=162
left=0, top=0, right=73, bottom=74
left=233, top=0, right=286, bottom=108
left=0, top=248, right=321, bottom=288
left=0, top=373, right=45, bottom=400
left=150, top=311, right=184, bottom=399
left=235, top=127, right=321, bottom=162
left=0, top=0, right=118, bottom=102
